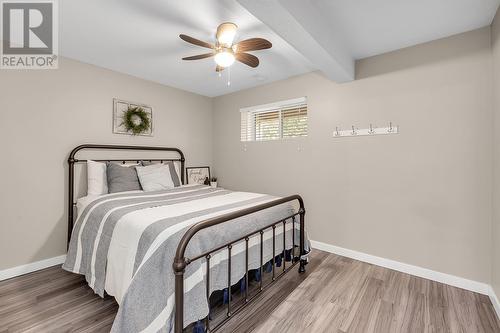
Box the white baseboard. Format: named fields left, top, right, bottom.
left=489, top=286, right=500, bottom=320
left=0, top=255, right=66, bottom=281
left=310, top=240, right=490, bottom=295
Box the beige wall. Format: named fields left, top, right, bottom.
left=213, top=28, right=493, bottom=283
left=492, top=11, right=500, bottom=297
left=0, top=58, right=213, bottom=270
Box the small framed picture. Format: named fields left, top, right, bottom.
left=186, top=167, right=211, bottom=185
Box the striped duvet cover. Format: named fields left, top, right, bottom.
left=63, top=185, right=306, bottom=332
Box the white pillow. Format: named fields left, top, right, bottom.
left=87, top=160, right=108, bottom=195
left=135, top=164, right=175, bottom=191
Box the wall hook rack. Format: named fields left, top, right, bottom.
left=333, top=123, right=399, bottom=138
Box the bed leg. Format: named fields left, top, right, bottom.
left=299, top=259, right=306, bottom=273
left=298, top=207, right=306, bottom=274
left=173, top=258, right=187, bottom=333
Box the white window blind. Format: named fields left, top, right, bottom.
left=241, top=97, right=308, bottom=142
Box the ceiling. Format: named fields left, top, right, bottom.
left=60, top=0, right=500, bottom=97
left=314, top=0, right=500, bottom=60
left=60, top=0, right=313, bottom=97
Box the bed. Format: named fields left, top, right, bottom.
left=63, top=144, right=308, bottom=333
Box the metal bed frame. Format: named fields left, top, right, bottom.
left=67, top=144, right=306, bottom=333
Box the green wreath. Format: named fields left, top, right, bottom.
left=121, top=106, right=151, bottom=135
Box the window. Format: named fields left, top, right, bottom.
left=241, top=97, right=308, bottom=142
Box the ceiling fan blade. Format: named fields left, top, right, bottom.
left=234, top=38, right=272, bottom=53
left=182, top=53, right=214, bottom=60
left=216, top=65, right=226, bottom=72
left=179, top=34, right=214, bottom=49
left=236, top=53, right=259, bottom=68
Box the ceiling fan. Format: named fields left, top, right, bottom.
left=179, top=22, right=272, bottom=72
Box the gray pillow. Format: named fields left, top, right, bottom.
left=106, top=162, right=142, bottom=193
left=142, top=161, right=181, bottom=187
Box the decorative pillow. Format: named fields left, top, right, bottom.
left=141, top=161, right=181, bottom=187
left=87, top=160, right=108, bottom=196
left=135, top=164, right=175, bottom=191
left=106, top=162, right=142, bottom=193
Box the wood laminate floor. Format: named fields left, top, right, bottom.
left=1, top=250, right=499, bottom=333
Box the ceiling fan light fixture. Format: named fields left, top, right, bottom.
left=217, top=22, right=238, bottom=47
left=214, top=50, right=235, bottom=68
left=180, top=22, right=272, bottom=73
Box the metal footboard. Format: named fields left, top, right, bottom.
left=173, top=195, right=306, bottom=332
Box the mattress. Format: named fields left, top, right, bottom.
left=64, top=185, right=306, bottom=332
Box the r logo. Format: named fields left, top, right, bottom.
left=2, top=2, right=53, bottom=54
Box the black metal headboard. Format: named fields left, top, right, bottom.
left=67, top=144, right=185, bottom=247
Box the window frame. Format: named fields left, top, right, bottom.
left=240, top=97, right=308, bottom=142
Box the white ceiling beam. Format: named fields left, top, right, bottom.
left=236, top=0, right=355, bottom=82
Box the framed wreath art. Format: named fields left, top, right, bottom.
left=113, top=99, right=153, bottom=136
